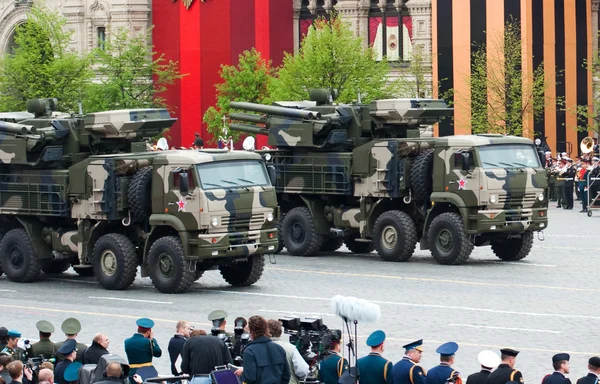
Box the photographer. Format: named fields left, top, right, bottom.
left=6, top=361, right=33, bottom=384
left=318, top=332, right=348, bottom=384
left=180, top=330, right=233, bottom=378
left=267, top=320, right=308, bottom=384
left=235, top=316, right=289, bottom=384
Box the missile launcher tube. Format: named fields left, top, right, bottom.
left=230, top=101, right=321, bottom=120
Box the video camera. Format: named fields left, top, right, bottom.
left=211, top=318, right=250, bottom=366
left=279, top=317, right=341, bottom=366
left=25, top=355, right=56, bottom=377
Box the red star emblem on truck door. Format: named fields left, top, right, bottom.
left=458, top=178, right=467, bottom=189
left=177, top=198, right=187, bottom=212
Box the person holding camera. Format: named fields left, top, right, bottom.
left=180, top=327, right=233, bottom=380
left=0, top=330, right=26, bottom=363
left=124, top=318, right=162, bottom=384
left=5, top=361, right=32, bottom=384
left=235, top=316, right=289, bottom=384
left=267, top=320, right=309, bottom=384
left=318, top=331, right=348, bottom=384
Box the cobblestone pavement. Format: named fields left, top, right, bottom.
left=0, top=204, right=598, bottom=383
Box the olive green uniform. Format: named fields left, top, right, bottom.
left=31, top=337, right=57, bottom=359
left=0, top=346, right=27, bottom=363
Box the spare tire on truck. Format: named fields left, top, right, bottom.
left=128, top=167, right=153, bottom=223
left=410, top=149, right=434, bottom=202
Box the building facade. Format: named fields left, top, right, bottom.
left=0, top=0, right=150, bottom=55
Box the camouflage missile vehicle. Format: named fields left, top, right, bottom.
left=0, top=98, right=279, bottom=293
left=230, top=89, right=548, bottom=265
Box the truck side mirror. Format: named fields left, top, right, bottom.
left=179, top=172, right=189, bottom=195
left=267, top=165, right=277, bottom=185
left=461, top=153, right=471, bottom=171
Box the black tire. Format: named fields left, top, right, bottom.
left=320, top=237, right=345, bottom=253
left=282, top=207, right=325, bottom=256
left=411, top=149, right=434, bottom=202
left=42, top=260, right=71, bottom=274
left=194, top=270, right=204, bottom=281
left=148, top=236, right=194, bottom=293
left=0, top=228, right=42, bottom=282
left=274, top=213, right=285, bottom=254
left=428, top=212, right=473, bottom=265
left=128, top=167, right=153, bottom=224
left=373, top=210, right=418, bottom=261
left=92, top=233, right=138, bottom=290
left=491, top=232, right=534, bottom=261
left=219, top=254, right=265, bottom=287
left=73, top=267, right=94, bottom=276
left=344, top=238, right=375, bottom=254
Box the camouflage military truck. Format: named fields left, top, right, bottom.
left=0, top=99, right=278, bottom=293
left=230, top=90, right=548, bottom=265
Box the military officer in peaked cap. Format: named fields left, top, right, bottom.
left=487, top=349, right=524, bottom=384
left=208, top=310, right=231, bottom=335
left=0, top=330, right=27, bottom=362
left=356, top=330, right=393, bottom=384
left=124, top=318, right=162, bottom=384
left=426, top=342, right=460, bottom=384
left=55, top=318, right=88, bottom=362
left=392, top=339, right=427, bottom=384
left=542, top=353, right=571, bottom=384
left=31, top=320, right=57, bottom=359
left=55, top=339, right=79, bottom=384
left=466, top=350, right=501, bottom=384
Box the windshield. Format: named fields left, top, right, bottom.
left=477, top=144, right=542, bottom=169
left=196, top=160, right=270, bottom=190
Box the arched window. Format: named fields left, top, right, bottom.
left=368, top=0, right=413, bottom=62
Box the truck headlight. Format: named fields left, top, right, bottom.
left=537, top=193, right=545, bottom=201
left=266, top=213, right=274, bottom=222
left=489, top=195, right=497, bottom=204
left=211, top=217, right=219, bottom=227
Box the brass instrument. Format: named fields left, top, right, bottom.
left=581, top=137, right=594, bottom=154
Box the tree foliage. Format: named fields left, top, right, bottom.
left=268, top=15, right=400, bottom=103
left=84, top=27, right=184, bottom=114
left=0, top=4, right=93, bottom=112
left=203, top=48, right=274, bottom=143
left=457, top=20, right=552, bottom=136
left=398, top=48, right=432, bottom=98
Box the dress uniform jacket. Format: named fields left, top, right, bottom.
left=356, top=352, right=393, bottom=384
left=31, top=337, right=56, bottom=359
left=576, top=373, right=599, bottom=384
left=542, top=372, right=571, bottom=384
left=124, top=333, right=162, bottom=377
left=487, top=364, right=524, bottom=384
left=0, top=346, right=27, bottom=363
left=465, top=369, right=491, bottom=384
left=426, top=364, right=458, bottom=384
left=55, top=340, right=88, bottom=362
left=392, top=356, right=427, bottom=384
left=319, top=352, right=349, bottom=384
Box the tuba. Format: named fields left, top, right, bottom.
left=581, top=137, right=594, bottom=154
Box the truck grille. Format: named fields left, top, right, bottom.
left=221, top=213, right=264, bottom=230
left=498, top=192, right=537, bottom=207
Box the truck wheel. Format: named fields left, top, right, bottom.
left=282, top=207, right=325, bottom=256
left=73, top=266, right=94, bottom=276
left=428, top=212, right=473, bottom=265
left=92, top=233, right=138, bottom=290
left=148, top=236, right=194, bottom=293
left=320, top=237, right=344, bottom=252
left=0, top=228, right=42, bottom=282
left=373, top=210, right=418, bottom=261
left=42, top=260, right=71, bottom=274
left=491, top=232, right=534, bottom=261
left=411, top=149, right=434, bottom=202
left=274, top=213, right=285, bottom=254
left=128, top=167, right=153, bottom=224
left=219, top=254, right=264, bottom=287
left=344, top=238, right=375, bottom=254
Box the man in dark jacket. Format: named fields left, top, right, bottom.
left=541, top=353, right=571, bottom=384
left=466, top=350, right=500, bottom=384
left=180, top=334, right=233, bottom=376
left=169, top=321, right=191, bottom=376
left=236, top=316, right=289, bottom=384
left=82, top=334, right=110, bottom=365
left=576, top=357, right=600, bottom=384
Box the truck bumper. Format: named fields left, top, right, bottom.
left=190, top=228, right=279, bottom=259
left=468, top=207, right=548, bottom=234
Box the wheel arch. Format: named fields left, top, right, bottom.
left=143, top=216, right=184, bottom=277
left=11, top=216, right=53, bottom=260
left=421, top=200, right=464, bottom=250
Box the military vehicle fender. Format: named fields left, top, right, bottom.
left=421, top=193, right=470, bottom=242
left=14, top=217, right=53, bottom=260
left=143, top=216, right=190, bottom=274
left=296, top=196, right=331, bottom=235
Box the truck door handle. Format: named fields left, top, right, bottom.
left=168, top=202, right=175, bottom=206
left=466, top=175, right=474, bottom=179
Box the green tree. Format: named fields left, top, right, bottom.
left=0, top=4, right=93, bottom=112
left=398, top=48, right=432, bottom=98
left=455, top=20, right=552, bottom=136
left=268, top=15, right=400, bottom=103
left=203, top=48, right=274, bottom=143
left=84, top=27, right=184, bottom=114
